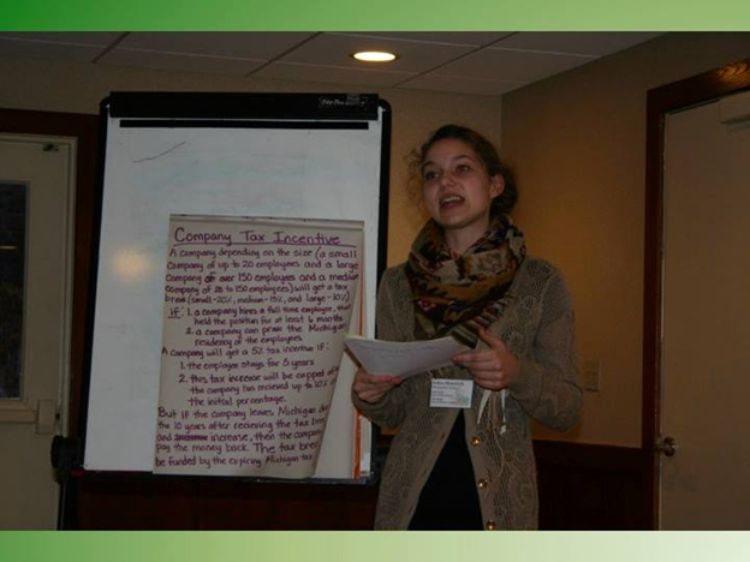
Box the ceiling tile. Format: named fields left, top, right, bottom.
left=399, top=74, right=526, bottom=96
left=0, top=32, right=122, bottom=46
left=252, top=61, right=413, bottom=88
left=331, top=32, right=514, bottom=47
left=0, top=36, right=105, bottom=63
left=0, top=31, right=665, bottom=97
left=279, top=33, right=475, bottom=73
left=493, top=32, right=663, bottom=56
left=120, top=32, right=316, bottom=61
left=98, top=49, right=265, bottom=76
left=432, top=48, right=595, bottom=83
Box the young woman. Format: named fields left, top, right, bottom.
left=352, top=124, right=582, bottom=530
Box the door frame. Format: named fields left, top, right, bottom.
left=642, top=59, right=750, bottom=528
left=0, top=109, right=98, bottom=440
left=0, top=133, right=76, bottom=431
left=1, top=108, right=98, bottom=529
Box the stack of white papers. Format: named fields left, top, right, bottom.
left=344, top=335, right=470, bottom=379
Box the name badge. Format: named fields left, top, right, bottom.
left=430, top=378, right=473, bottom=409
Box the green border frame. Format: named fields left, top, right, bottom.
left=1, top=0, right=750, bottom=31
left=2, top=1, right=750, bottom=560
left=2, top=531, right=750, bottom=562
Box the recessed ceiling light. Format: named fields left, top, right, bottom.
left=351, top=51, right=397, bottom=63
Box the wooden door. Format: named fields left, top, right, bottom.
left=658, top=90, right=750, bottom=528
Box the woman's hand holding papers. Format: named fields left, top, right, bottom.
left=352, top=368, right=402, bottom=403
left=452, top=327, right=520, bottom=391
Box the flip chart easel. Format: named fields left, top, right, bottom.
left=80, top=92, right=390, bottom=483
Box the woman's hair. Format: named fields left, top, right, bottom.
left=408, top=124, right=518, bottom=216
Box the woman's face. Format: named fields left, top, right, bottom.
left=421, top=137, right=504, bottom=240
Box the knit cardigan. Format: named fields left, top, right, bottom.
left=352, top=257, right=583, bottom=530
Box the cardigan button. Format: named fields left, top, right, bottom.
left=470, top=435, right=481, bottom=446
left=477, top=479, right=488, bottom=489
left=485, top=520, right=497, bottom=530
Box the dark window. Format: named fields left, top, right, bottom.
left=0, top=182, right=26, bottom=399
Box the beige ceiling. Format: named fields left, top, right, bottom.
left=0, top=31, right=662, bottom=96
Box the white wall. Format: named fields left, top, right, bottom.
left=501, top=32, right=750, bottom=447
left=0, top=54, right=503, bottom=267
left=16, top=33, right=745, bottom=450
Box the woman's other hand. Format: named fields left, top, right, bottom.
left=352, top=368, right=402, bottom=403
left=452, top=327, right=520, bottom=390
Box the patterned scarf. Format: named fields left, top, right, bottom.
left=405, top=214, right=526, bottom=347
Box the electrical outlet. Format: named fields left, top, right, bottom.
left=582, top=359, right=601, bottom=392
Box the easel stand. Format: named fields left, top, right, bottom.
left=51, top=436, right=81, bottom=529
